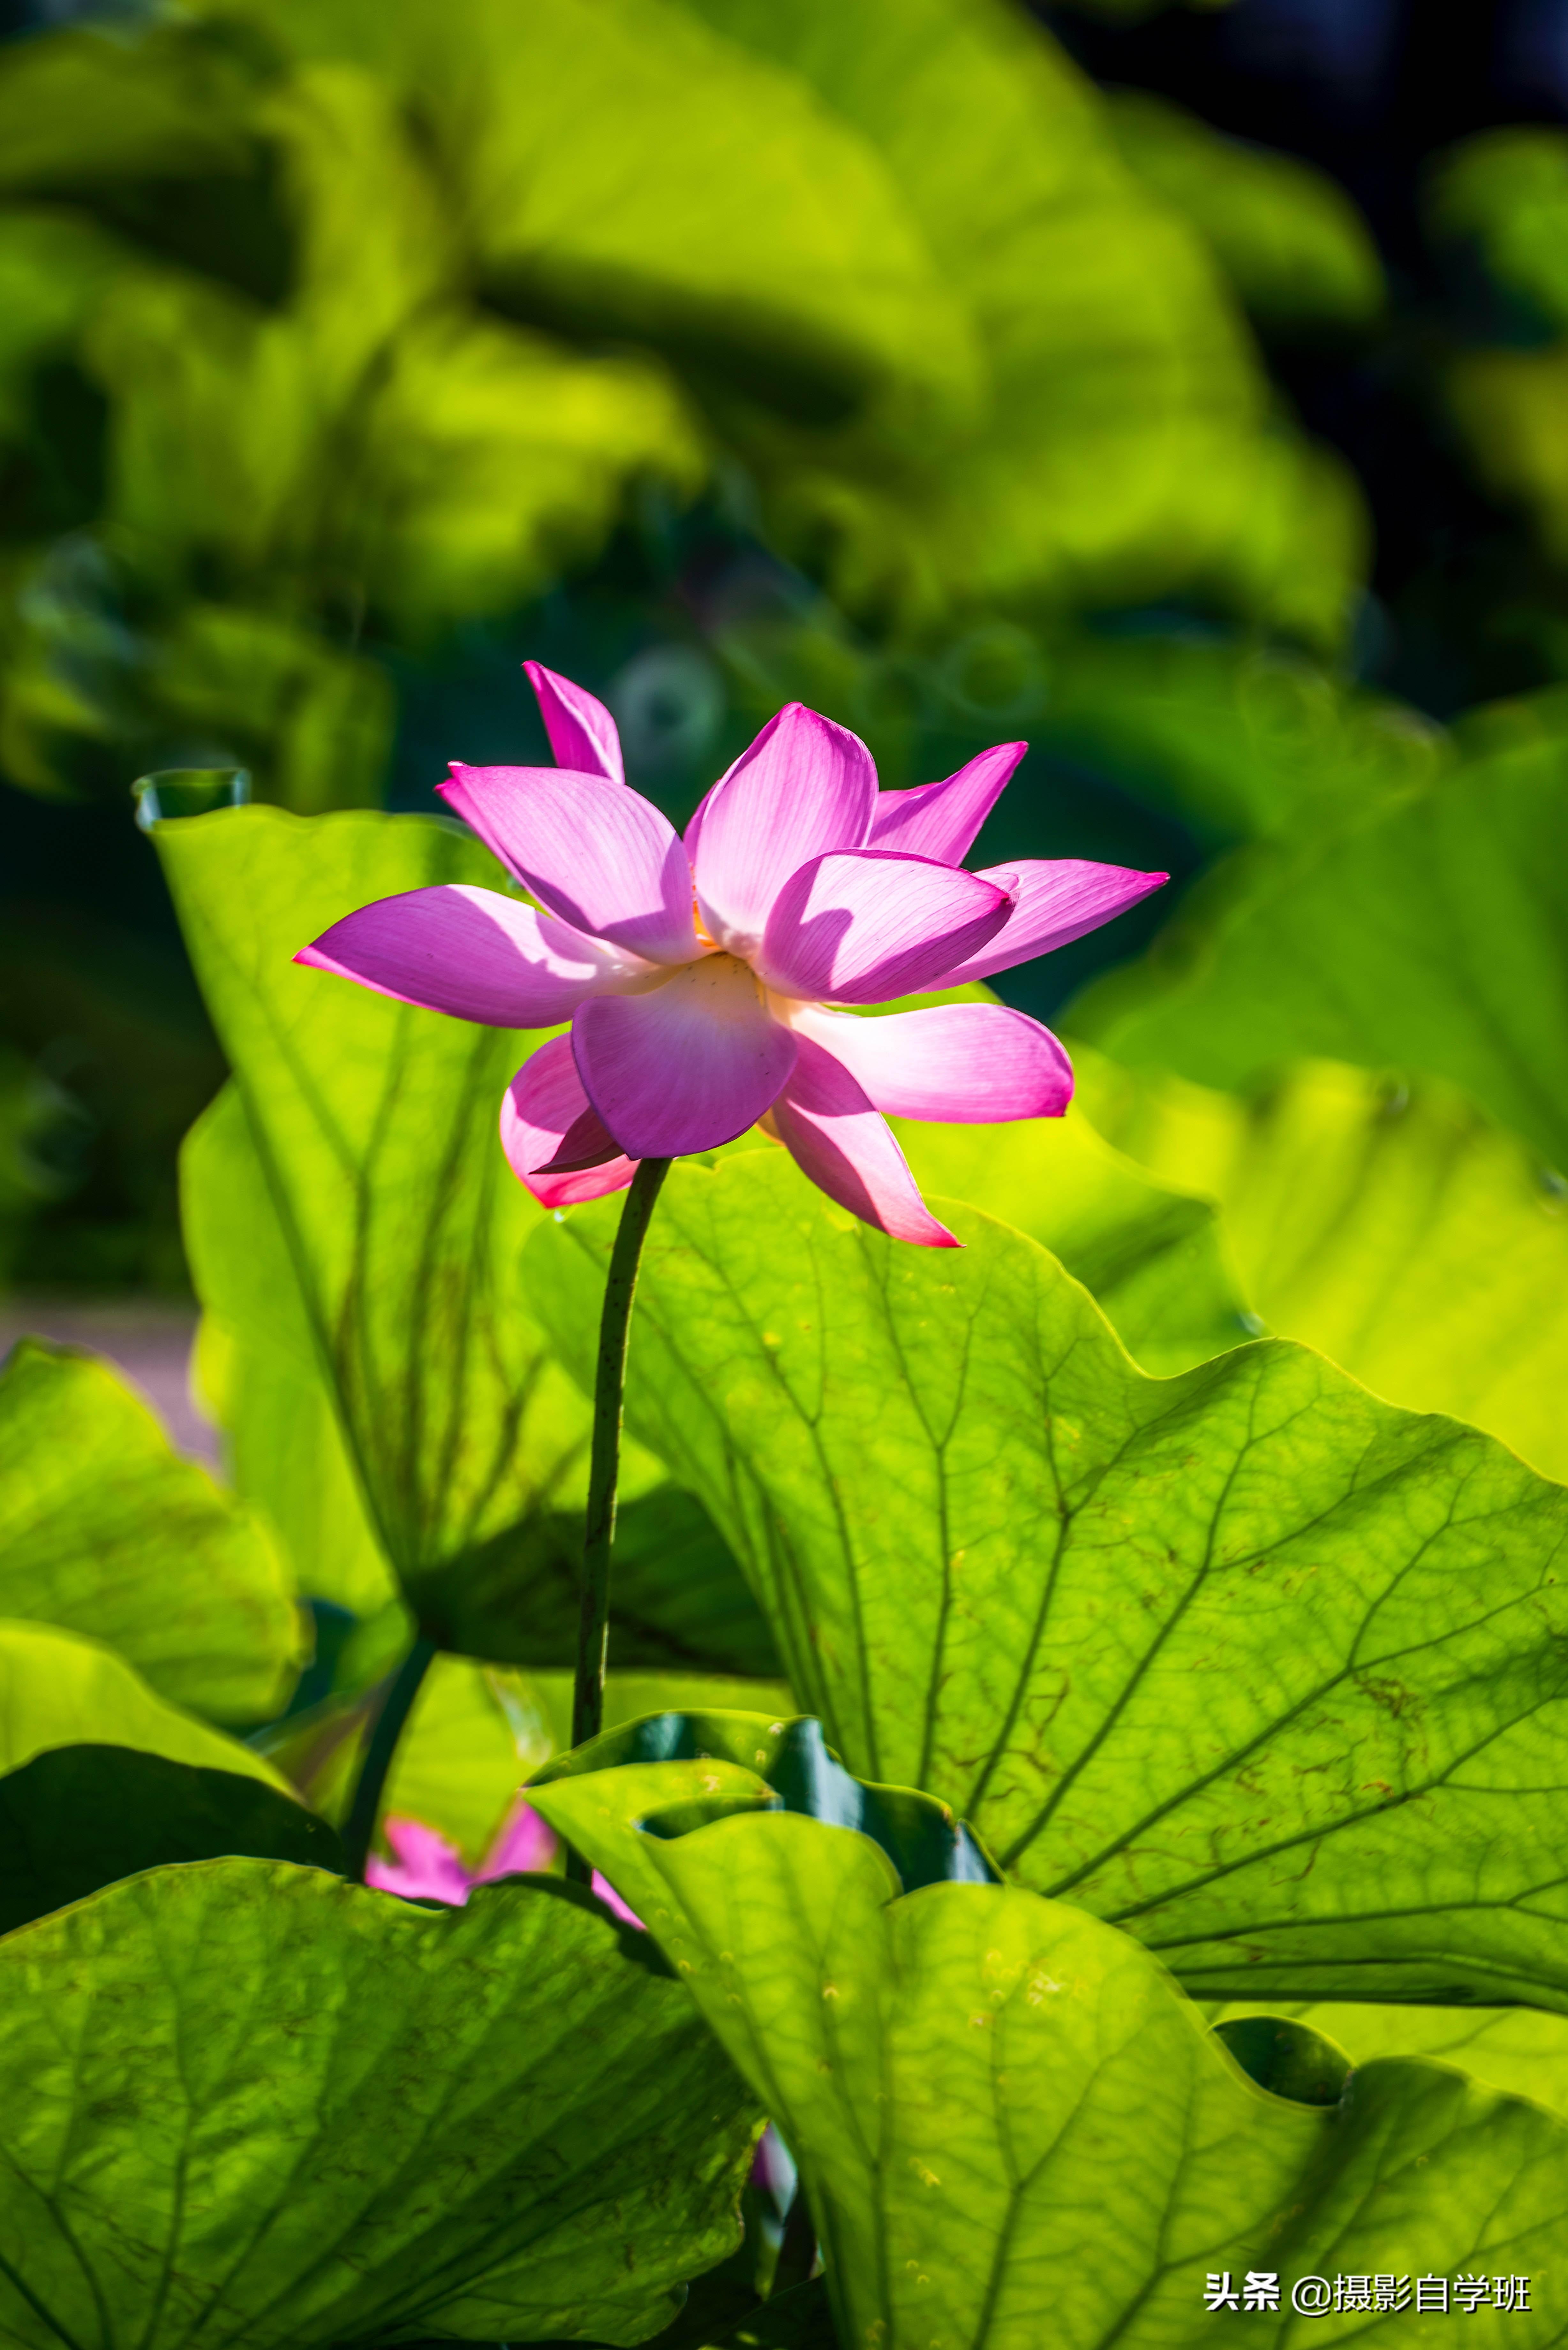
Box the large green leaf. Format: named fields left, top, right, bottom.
left=160, top=804, right=619, bottom=1612
left=0, top=20, right=261, bottom=193
left=184, top=1080, right=398, bottom=1622
left=1032, top=631, right=1446, bottom=848
left=0, top=1338, right=303, bottom=1719
left=0, top=1618, right=295, bottom=1789
left=1066, top=701, right=1568, bottom=1172
left=679, top=0, right=1364, bottom=648
left=526, top=1152, right=1568, bottom=2007
left=0, top=1743, right=343, bottom=1936
left=528, top=1774, right=1568, bottom=2350
left=1076, top=1049, right=1568, bottom=1484
left=192, top=0, right=976, bottom=430
left=892, top=1103, right=1247, bottom=1374
left=0, top=1858, right=758, bottom=2346
left=170, top=822, right=774, bottom=1672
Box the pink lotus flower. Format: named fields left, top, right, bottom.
left=367, top=1795, right=641, bottom=1926
left=298, top=666, right=1165, bottom=1246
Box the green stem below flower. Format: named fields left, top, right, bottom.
left=343, top=1634, right=437, bottom=1882
left=565, top=1156, right=672, bottom=1880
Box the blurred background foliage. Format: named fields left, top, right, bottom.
left=3, top=0, right=1568, bottom=1291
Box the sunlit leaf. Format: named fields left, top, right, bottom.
left=530, top=1768, right=1568, bottom=2350
left=0, top=1338, right=303, bottom=1720
left=0, top=1858, right=759, bottom=2346
left=893, top=1104, right=1247, bottom=1374
left=0, top=1618, right=295, bottom=1788
left=527, top=1151, right=1568, bottom=2008
left=681, top=0, right=1365, bottom=648
left=166, top=814, right=773, bottom=1673
left=1067, top=700, right=1568, bottom=1173
left=1077, top=1048, right=1568, bottom=1484
left=159, top=805, right=612, bottom=1607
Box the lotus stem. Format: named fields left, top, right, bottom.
left=565, top=1156, right=672, bottom=1877
left=343, top=1634, right=437, bottom=1881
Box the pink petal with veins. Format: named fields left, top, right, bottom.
left=865, top=742, right=1024, bottom=866
left=690, top=704, right=876, bottom=952
left=296, top=884, right=650, bottom=1028
left=501, top=1037, right=638, bottom=1208
left=757, top=851, right=1013, bottom=1004
left=769, top=1033, right=957, bottom=1248
left=925, top=861, right=1168, bottom=986
left=524, top=660, right=624, bottom=785
left=440, top=764, right=697, bottom=966
left=573, top=958, right=796, bottom=1158
left=790, top=1001, right=1072, bottom=1122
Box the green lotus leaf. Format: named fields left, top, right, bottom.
left=0, top=19, right=263, bottom=194
left=1030, top=631, right=1446, bottom=849
left=0, top=1858, right=759, bottom=2346
left=0, top=1618, right=296, bottom=1789
left=1106, top=92, right=1385, bottom=333
left=185, top=0, right=977, bottom=429
left=0, top=1743, right=343, bottom=1936
left=0, top=1338, right=303, bottom=1720
left=892, top=1100, right=1247, bottom=1374
left=1076, top=1049, right=1568, bottom=1484
left=1066, top=701, right=1568, bottom=1173
left=526, top=1151, right=1568, bottom=2007
left=528, top=1770, right=1568, bottom=2350
left=162, top=802, right=772, bottom=1678
left=1211, top=2001, right=1568, bottom=2128
left=679, top=0, right=1363, bottom=649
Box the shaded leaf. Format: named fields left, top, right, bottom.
left=528, top=1775, right=1568, bottom=2350
left=0, top=1742, right=342, bottom=1935
left=0, top=1337, right=303, bottom=1720
left=1076, top=1048, right=1568, bottom=1484
left=1212, top=1999, right=1568, bottom=2127
left=1107, top=93, right=1385, bottom=334
left=1427, top=127, right=1568, bottom=339
left=0, top=21, right=263, bottom=195
left=1443, top=343, right=1568, bottom=565
left=526, top=1152, right=1568, bottom=2007
left=1032, top=630, right=1445, bottom=848
left=0, top=1858, right=759, bottom=2345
